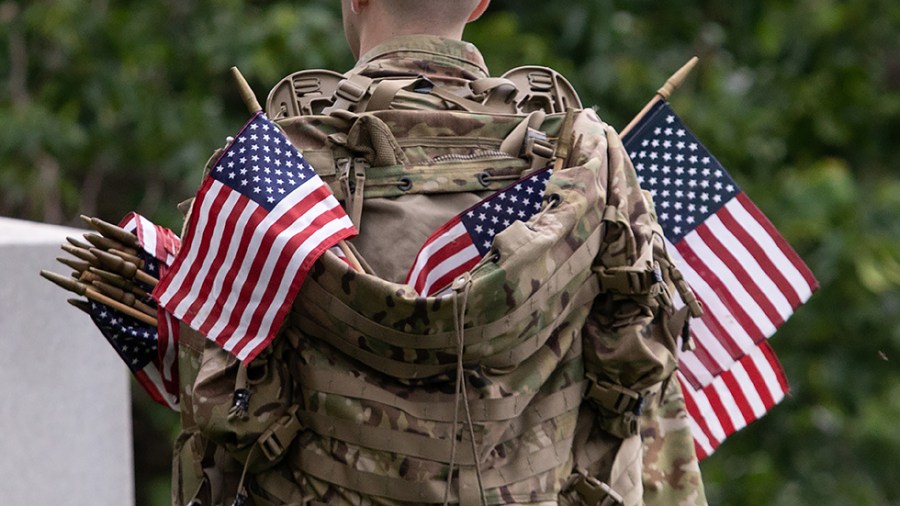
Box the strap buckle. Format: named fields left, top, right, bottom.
left=335, top=78, right=368, bottom=103
left=257, top=405, right=301, bottom=462
left=584, top=373, right=645, bottom=416
left=592, top=266, right=654, bottom=295
left=572, top=472, right=624, bottom=506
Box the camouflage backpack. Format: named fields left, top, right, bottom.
left=172, top=66, right=705, bottom=506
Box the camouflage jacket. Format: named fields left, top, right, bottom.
left=176, top=36, right=707, bottom=506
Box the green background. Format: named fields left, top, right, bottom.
left=2, top=1, right=898, bottom=504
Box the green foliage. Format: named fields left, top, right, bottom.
left=3, top=1, right=899, bottom=504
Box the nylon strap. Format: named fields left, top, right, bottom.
left=469, top=77, right=516, bottom=96
left=295, top=380, right=584, bottom=465
left=479, top=277, right=598, bottom=370
left=363, top=78, right=420, bottom=112
left=293, top=364, right=586, bottom=424
left=499, top=110, right=546, bottom=157
left=427, top=85, right=496, bottom=113
left=292, top=271, right=597, bottom=378
left=583, top=375, right=663, bottom=435
left=291, top=436, right=574, bottom=503
left=254, top=405, right=302, bottom=463
left=247, top=468, right=306, bottom=506
left=325, top=74, right=373, bottom=114
left=292, top=223, right=604, bottom=351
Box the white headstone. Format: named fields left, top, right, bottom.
left=0, top=217, right=134, bottom=505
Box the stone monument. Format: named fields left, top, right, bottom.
left=0, top=217, right=134, bottom=505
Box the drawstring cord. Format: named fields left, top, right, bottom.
left=231, top=445, right=258, bottom=506
left=443, top=273, right=487, bottom=506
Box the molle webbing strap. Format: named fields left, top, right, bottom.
left=670, top=266, right=704, bottom=318
left=325, top=74, right=373, bottom=114
left=338, top=158, right=530, bottom=200
left=478, top=278, right=597, bottom=370
left=294, top=381, right=585, bottom=466
left=291, top=436, right=575, bottom=503
left=297, top=365, right=552, bottom=422
left=292, top=224, right=604, bottom=351
left=288, top=319, right=452, bottom=379
left=292, top=273, right=597, bottom=378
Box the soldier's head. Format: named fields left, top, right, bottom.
left=341, top=0, right=491, bottom=59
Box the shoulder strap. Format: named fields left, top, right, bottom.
left=266, top=65, right=583, bottom=118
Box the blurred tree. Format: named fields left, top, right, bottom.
left=2, top=1, right=898, bottom=504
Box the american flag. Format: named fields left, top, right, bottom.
left=405, top=167, right=552, bottom=296
left=88, top=212, right=181, bottom=410
left=681, top=340, right=789, bottom=459
left=120, top=212, right=180, bottom=267
left=153, top=112, right=357, bottom=362
left=621, top=100, right=817, bottom=458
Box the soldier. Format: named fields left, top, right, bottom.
left=173, top=1, right=708, bottom=505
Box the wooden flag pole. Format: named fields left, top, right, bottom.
left=619, top=57, right=699, bottom=139
left=41, top=270, right=158, bottom=327
left=230, top=66, right=365, bottom=274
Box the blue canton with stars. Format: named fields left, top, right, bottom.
left=88, top=253, right=160, bottom=372
left=211, top=113, right=316, bottom=212
left=621, top=101, right=740, bottom=243
left=89, top=300, right=157, bottom=372
left=460, top=167, right=552, bottom=255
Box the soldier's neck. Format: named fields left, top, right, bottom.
left=356, top=26, right=465, bottom=62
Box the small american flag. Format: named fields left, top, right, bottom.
left=621, top=100, right=817, bottom=457
left=154, top=112, right=357, bottom=362
left=405, top=167, right=552, bottom=296
left=120, top=212, right=180, bottom=267
left=89, top=213, right=181, bottom=410
left=680, top=340, right=789, bottom=459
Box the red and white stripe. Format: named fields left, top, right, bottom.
left=672, top=193, right=817, bottom=389
left=119, top=212, right=180, bottom=266
left=405, top=220, right=480, bottom=296
left=117, top=212, right=182, bottom=410
left=680, top=340, right=789, bottom=459
left=154, top=177, right=355, bottom=362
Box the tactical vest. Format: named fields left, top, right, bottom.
left=173, top=66, right=701, bottom=506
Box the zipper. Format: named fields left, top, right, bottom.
left=430, top=149, right=518, bottom=164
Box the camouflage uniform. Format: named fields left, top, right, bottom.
left=175, top=35, right=706, bottom=506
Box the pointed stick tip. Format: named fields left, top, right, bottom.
left=231, top=66, right=263, bottom=115
left=66, top=236, right=91, bottom=248
left=658, top=56, right=700, bottom=101
left=90, top=217, right=139, bottom=247
left=40, top=269, right=87, bottom=295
